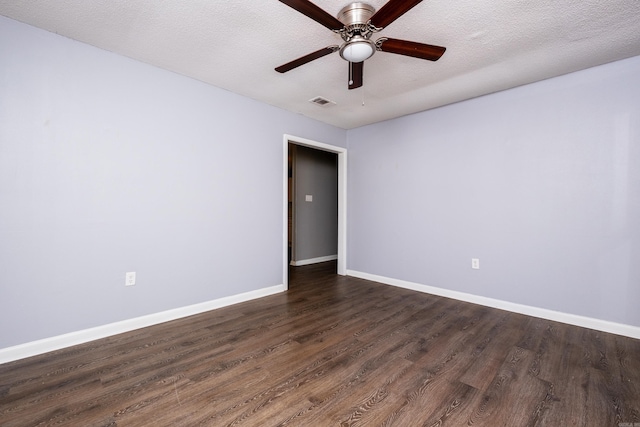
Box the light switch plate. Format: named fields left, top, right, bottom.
left=471, top=259, right=480, bottom=269
left=305, top=195, right=313, bottom=202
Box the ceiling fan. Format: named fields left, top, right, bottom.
left=275, top=0, right=446, bottom=90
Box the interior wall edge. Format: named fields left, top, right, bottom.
left=346, top=269, right=640, bottom=340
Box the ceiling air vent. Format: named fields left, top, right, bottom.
left=309, top=96, right=336, bottom=107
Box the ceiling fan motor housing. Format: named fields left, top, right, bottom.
left=338, top=2, right=375, bottom=26
left=337, top=2, right=376, bottom=40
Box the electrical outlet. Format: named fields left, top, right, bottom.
left=125, top=272, right=136, bottom=286
left=471, top=259, right=480, bottom=269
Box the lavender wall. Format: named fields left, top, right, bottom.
left=347, top=55, right=640, bottom=328
left=0, top=16, right=346, bottom=349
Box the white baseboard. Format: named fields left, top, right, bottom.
left=347, top=270, right=640, bottom=340
left=290, top=254, right=338, bottom=267
left=0, top=284, right=286, bottom=364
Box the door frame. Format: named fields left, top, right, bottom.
left=283, top=134, right=347, bottom=288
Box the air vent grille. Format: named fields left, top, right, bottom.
left=309, top=96, right=336, bottom=106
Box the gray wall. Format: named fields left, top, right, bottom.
left=291, top=145, right=338, bottom=263
left=0, top=16, right=346, bottom=348
left=347, top=55, right=640, bottom=328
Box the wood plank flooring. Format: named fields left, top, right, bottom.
left=1, top=261, right=639, bottom=426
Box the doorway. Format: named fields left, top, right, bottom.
left=289, top=144, right=338, bottom=267
left=283, top=134, right=347, bottom=289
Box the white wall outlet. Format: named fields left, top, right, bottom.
left=305, top=194, right=313, bottom=202
left=125, top=272, right=136, bottom=286
left=471, top=258, right=480, bottom=269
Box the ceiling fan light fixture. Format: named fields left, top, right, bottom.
left=339, top=37, right=375, bottom=63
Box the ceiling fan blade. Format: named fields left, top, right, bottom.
left=275, top=46, right=339, bottom=73
left=377, top=38, right=446, bottom=61
left=348, top=62, right=364, bottom=90
left=370, top=0, right=424, bottom=29
left=278, top=0, right=344, bottom=31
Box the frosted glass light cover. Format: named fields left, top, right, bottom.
left=340, top=41, right=374, bottom=62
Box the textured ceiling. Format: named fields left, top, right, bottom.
left=1, top=1, right=640, bottom=129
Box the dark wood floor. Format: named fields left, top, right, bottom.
left=1, top=262, right=639, bottom=426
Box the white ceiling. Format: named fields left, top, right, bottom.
left=1, top=1, right=640, bottom=129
